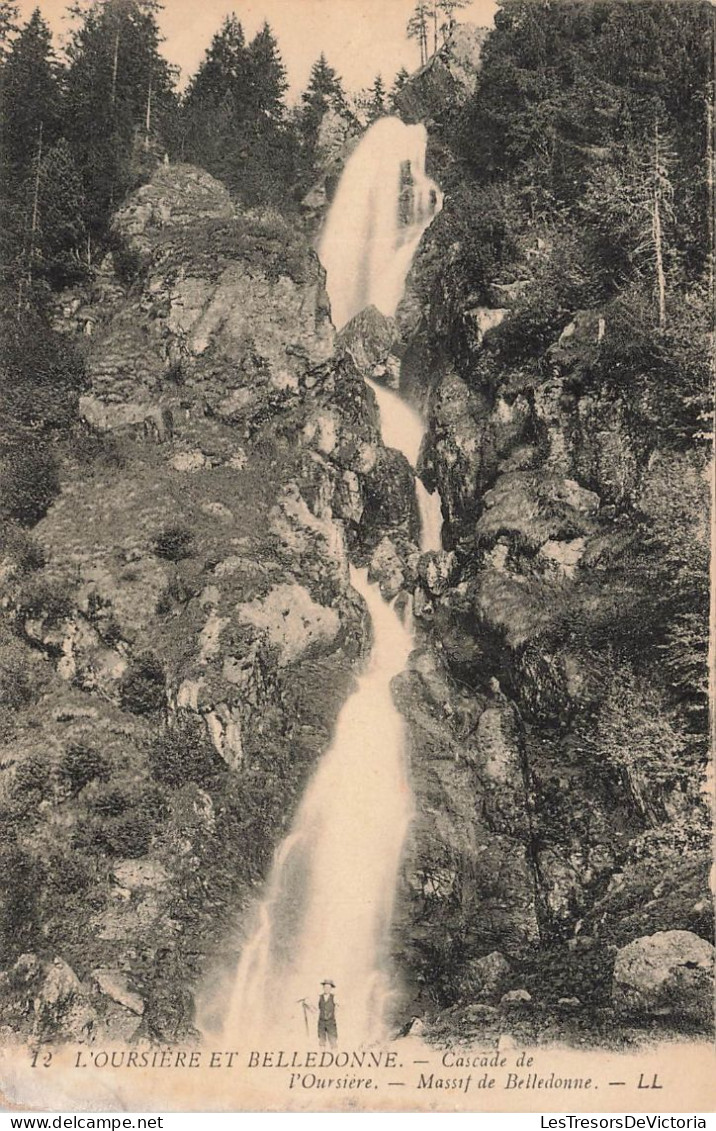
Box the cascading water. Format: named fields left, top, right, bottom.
left=319, top=116, right=443, bottom=330
left=224, top=118, right=443, bottom=1046
left=365, top=377, right=443, bottom=554
left=225, top=568, right=414, bottom=1045
left=320, top=115, right=444, bottom=555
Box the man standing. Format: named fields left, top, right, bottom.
left=317, top=979, right=338, bottom=1048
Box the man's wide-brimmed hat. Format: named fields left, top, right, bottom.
left=321, top=979, right=335, bottom=987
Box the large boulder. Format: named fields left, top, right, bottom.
left=368, top=536, right=412, bottom=600
left=359, top=448, right=420, bottom=548
left=236, top=582, right=341, bottom=667
left=461, top=951, right=512, bottom=1002
left=112, top=164, right=234, bottom=251
left=394, top=24, right=489, bottom=123
left=611, top=930, right=714, bottom=1025
left=337, top=305, right=398, bottom=382
left=422, top=371, right=485, bottom=536
left=85, top=163, right=335, bottom=419
left=0, top=954, right=98, bottom=1042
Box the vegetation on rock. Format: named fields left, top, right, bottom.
left=394, top=0, right=712, bottom=1030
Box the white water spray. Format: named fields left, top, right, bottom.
left=319, top=117, right=443, bottom=331
left=224, top=118, right=443, bottom=1046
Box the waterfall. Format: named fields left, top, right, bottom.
left=319, top=117, right=443, bottom=331
left=365, top=377, right=443, bottom=554
left=225, top=568, right=414, bottom=1045
left=224, top=118, right=443, bottom=1047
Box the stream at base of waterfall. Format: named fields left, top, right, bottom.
left=219, top=118, right=443, bottom=1047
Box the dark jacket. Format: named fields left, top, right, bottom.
left=318, top=993, right=336, bottom=1023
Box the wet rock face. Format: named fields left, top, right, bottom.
left=301, top=109, right=362, bottom=230
left=392, top=651, right=540, bottom=1010
left=337, top=306, right=399, bottom=385
left=421, top=371, right=485, bottom=537
left=368, top=536, right=418, bottom=601
left=359, top=448, right=420, bottom=550
left=611, top=931, right=714, bottom=1026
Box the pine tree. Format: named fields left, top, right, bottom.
left=407, top=2, right=431, bottom=66
left=35, top=139, right=88, bottom=288
left=296, top=54, right=350, bottom=189
left=182, top=17, right=295, bottom=206
left=182, top=15, right=248, bottom=173
left=183, top=14, right=247, bottom=118
left=0, top=1, right=18, bottom=64
left=300, top=53, right=348, bottom=130
left=63, top=0, right=177, bottom=241
left=367, top=74, right=387, bottom=124
left=389, top=66, right=410, bottom=113
left=234, top=24, right=295, bottom=205
left=0, top=10, right=60, bottom=189
left=582, top=124, right=677, bottom=328
left=245, top=21, right=287, bottom=124
left=437, top=0, right=470, bottom=41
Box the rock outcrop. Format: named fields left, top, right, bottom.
left=394, top=24, right=489, bottom=123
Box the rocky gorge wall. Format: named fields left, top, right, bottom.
left=391, top=285, right=712, bottom=1034
left=377, top=26, right=713, bottom=1039
left=0, top=164, right=422, bottom=1044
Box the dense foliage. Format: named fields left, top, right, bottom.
left=180, top=17, right=300, bottom=207
left=439, top=0, right=712, bottom=718
left=0, top=3, right=359, bottom=303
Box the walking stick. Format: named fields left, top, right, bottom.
left=297, top=997, right=310, bottom=1038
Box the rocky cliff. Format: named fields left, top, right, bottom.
left=382, top=27, right=713, bottom=1039
left=0, top=164, right=415, bottom=1044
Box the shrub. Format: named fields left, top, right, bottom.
left=155, top=574, right=199, bottom=616
left=95, top=811, right=154, bottom=858
left=119, top=651, right=166, bottom=715
left=100, top=614, right=124, bottom=647
left=17, top=577, right=73, bottom=625
left=136, top=782, right=170, bottom=822
left=0, top=448, right=61, bottom=526
left=0, top=308, right=85, bottom=433
left=59, top=743, right=111, bottom=795
left=107, top=233, right=149, bottom=287
left=521, top=943, right=616, bottom=1007
left=0, top=525, right=46, bottom=574
left=46, top=851, right=92, bottom=895
left=92, top=787, right=129, bottom=817
left=71, top=426, right=125, bottom=471
left=151, top=525, right=195, bottom=562
left=0, top=846, right=41, bottom=960
left=165, top=359, right=184, bottom=385
left=12, top=753, right=52, bottom=798
left=148, top=717, right=224, bottom=789
left=0, top=642, right=43, bottom=712
left=89, top=781, right=169, bottom=823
